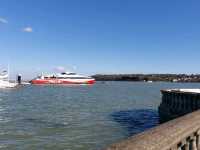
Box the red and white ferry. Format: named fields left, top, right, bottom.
left=31, top=72, right=95, bottom=85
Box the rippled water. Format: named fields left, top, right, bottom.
left=0, top=82, right=200, bottom=150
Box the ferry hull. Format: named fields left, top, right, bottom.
left=31, top=79, right=95, bottom=85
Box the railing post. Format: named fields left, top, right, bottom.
left=184, top=141, right=190, bottom=150
left=197, top=130, right=200, bottom=150
left=178, top=94, right=182, bottom=112
left=177, top=143, right=183, bottom=150
left=192, top=136, right=197, bottom=150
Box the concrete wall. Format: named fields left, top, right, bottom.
left=159, top=90, right=200, bottom=122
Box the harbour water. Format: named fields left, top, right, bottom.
left=0, top=82, right=200, bottom=150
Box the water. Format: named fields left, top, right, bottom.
left=0, top=82, right=200, bottom=150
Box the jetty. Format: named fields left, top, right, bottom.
left=105, top=89, right=200, bottom=150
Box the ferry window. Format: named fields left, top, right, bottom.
left=57, top=77, right=65, bottom=79
left=50, top=76, right=56, bottom=78
left=57, top=77, right=91, bottom=79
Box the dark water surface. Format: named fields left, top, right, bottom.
left=0, top=82, right=200, bottom=150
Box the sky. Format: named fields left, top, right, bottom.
left=0, top=0, right=200, bottom=79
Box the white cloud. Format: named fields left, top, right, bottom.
left=0, top=17, right=8, bottom=24
left=54, top=66, right=77, bottom=72
left=23, top=27, right=33, bottom=32
left=72, top=66, right=77, bottom=70
left=54, top=66, right=65, bottom=72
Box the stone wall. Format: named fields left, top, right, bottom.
left=159, top=90, right=200, bottom=122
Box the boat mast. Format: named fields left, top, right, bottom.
left=7, top=64, right=10, bottom=82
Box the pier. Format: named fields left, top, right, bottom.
left=105, top=89, right=200, bottom=150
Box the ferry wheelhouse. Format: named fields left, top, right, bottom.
left=31, top=72, right=95, bottom=85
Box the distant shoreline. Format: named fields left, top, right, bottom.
left=92, top=74, right=200, bottom=82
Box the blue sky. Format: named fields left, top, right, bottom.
left=0, top=0, right=200, bottom=79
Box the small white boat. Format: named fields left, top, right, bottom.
left=0, top=70, right=17, bottom=88
left=0, top=80, right=17, bottom=88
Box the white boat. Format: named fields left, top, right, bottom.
left=0, top=80, right=17, bottom=88
left=0, top=70, right=17, bottom=88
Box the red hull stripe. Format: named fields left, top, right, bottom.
left=31, top=79, right=95, bottom=84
